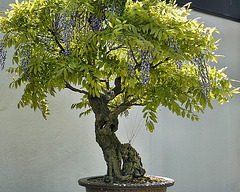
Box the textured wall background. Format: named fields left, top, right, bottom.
left=0, top=1, right=239, bottom=192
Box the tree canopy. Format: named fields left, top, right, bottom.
left=0, top=0, right=237, bottom=131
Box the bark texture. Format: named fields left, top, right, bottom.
left=88, top=95, right=146, bottom=183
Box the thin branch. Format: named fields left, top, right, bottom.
left=106, top=45, right=125, bottom=55
left=152, top=57, right=170, bottom=69
left=132, top=103, right=146, bottom=106
left=111, top=98, right=138, bottom=117
left=107, top=104, right=117, bottom=109
left=99, top=78, right=110, bottom=90
left=48, top=28, right=65, bottom=53
left=129, top=43, right=140, bottom=68
left=65, top=81, right=89, bottom=95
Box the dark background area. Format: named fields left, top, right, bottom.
left=168, top=0, right=240, bottom=22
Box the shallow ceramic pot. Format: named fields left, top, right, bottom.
left=78, top=176, right=174, bottom=192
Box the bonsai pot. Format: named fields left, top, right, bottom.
left=79, top=175, right=175, bottom=192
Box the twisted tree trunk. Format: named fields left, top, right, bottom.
left=88, top=95, right=146, bottom=183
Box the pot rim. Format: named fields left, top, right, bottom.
left=78, top=175, right=175, bottom=190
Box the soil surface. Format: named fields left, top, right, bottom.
left=89, top=176, right=167, bottom=185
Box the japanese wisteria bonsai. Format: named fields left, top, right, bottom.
left=0, top=0, right=238, bottom=184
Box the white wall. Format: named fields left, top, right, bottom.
left=0, top=1, right=239, bottom=192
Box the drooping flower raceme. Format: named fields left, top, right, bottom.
left=167, top=37, right=210, bottom=98
left=0, top=43, right=7, bottom=70
left=127, top=46, right=156, bottom=87
left=41, top=11, right=107, bottom=56
left=192, top=55, right=211, bottom=98
left=127, top=48, right=136, bottom=78
left=89, top=12, right=106, bottom=32
left=52, top=14, right=73, bottom=56
left=62, top=17, right=72, bottom=56
left=167, top=37, right=182, bottom=69
left=21, top=48, right=30, bottom=80
left=140, top=48, right=152, bottom=87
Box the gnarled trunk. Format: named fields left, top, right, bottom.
left=89, top=96, right=146, bottom=183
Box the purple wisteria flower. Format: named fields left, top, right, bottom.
left=21, top=49, right=30, bottom=80
left=47, top=11, right=107, bottom=56
left=167, top=37, right=182, bottom=69
left=192, top=56, right=211, bottom=98
left=40, top=33, right=51, bottom=50
left=127, top=46, right=156, bottom=87
left=107, top=3, right=125, bottom=16
left=127, top=48, right=136, bottom=77
left=0, top=43, right=7, bottom=70
left=89, top=14, right=105, bottom=32
left=140, top=48, right=151, bottom=87
left=167, top=37, right=211, bottom=98
left=62, top=17, right=72, bottom=56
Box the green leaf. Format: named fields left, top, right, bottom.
left=158, top=31, right=163, bottom=41
left=129, top=78, right=135, bottom=87
left=108, top=21, right=113, bottom=28
left=232, top=87, right=240, bottom=94
left=208, top=101, right=213, bottom=110
left=79, top=108, right=92, bottom=118
left=182, top=111, right=185, bottom=118
left=146, top=120, right=155, bottom=132
left=150, top=115, right=158, bottom=123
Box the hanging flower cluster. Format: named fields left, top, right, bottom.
left=88, top=12, right=106, bottom=32
left=127, top=46, right=156, bottom=87
left=21, top=49, right=30, bottom=80
left=125, top=36, right=212, bottom=95
left=167, top=37, right=210, bottom=98
left=192, top=56, right=211, bottom=98
left=107, top=2, right=125, bottom=17
left=140, top=48, right=152, bottom=87
left=40, top=33, right=52, bottom=51
left=40, top=10, right=107, bottom=56
left=0, top=43, right=7, bottom=70
left=50, top=14, right=74, bottom=56
left=60, top=17, right=72, bottom=56
left=167, top=37, right=182, bottom=69
left=127, top=48, right=136, bottom=78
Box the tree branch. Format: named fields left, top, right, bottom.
left=48, top=28, right=65, bottom=53
left=152, top=57, right=170, bottom=69
left=102, top=77, right=124, bottom=101
left=111, top=98, right=138, bottom=117
left=113, top=77, right=122, bottom=96
left=65, top=81, right=89, bottom=95
left=132, top=103, right=146, bottom=106
left=106, top=45, right=126, bottom=55
left=129, top=44, right=140, bottom=68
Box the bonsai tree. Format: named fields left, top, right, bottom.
left=0, top=0, right=238, bottom=183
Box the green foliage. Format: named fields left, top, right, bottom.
left=0, top=0, right=238, bottom=130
